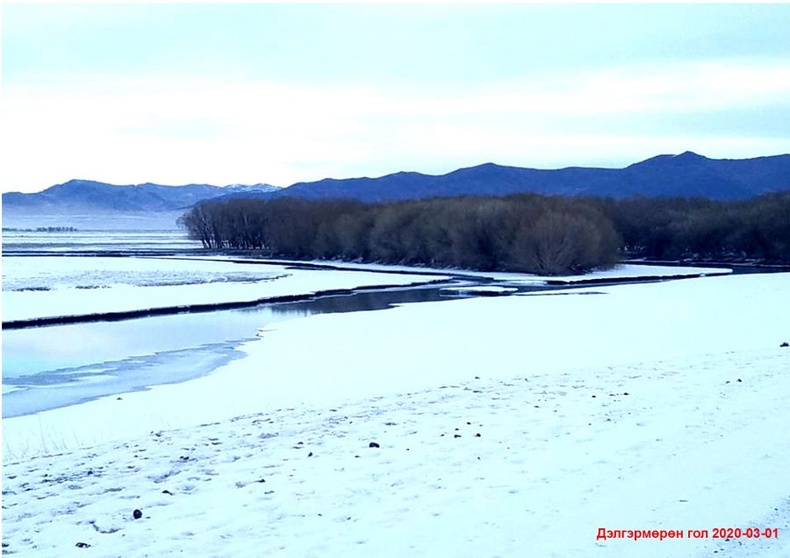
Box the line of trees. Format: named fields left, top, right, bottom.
left=178, top=194, right=621, bottom=275
left=178, top=191, right=790, bottom=274
left=596, top=192, right=790, bottom=263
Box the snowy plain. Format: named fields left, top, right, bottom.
left=3, top=268, right=789, bottom=558
left=2, top=256, right=450, bottom=323
left=208, top=255, right=733, bottom=284
left=1, top=211, right=188, bottom=233
left=1, top=228, right=200, bottom=253
left=2, top=253, right=730, bottom=324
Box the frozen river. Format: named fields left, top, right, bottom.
left=2, top=280, right=489, bottom=417
left=2, top=228, right=735, bottom=419
left=4, top=229, right=790, bottom=558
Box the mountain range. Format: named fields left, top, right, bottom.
left=3, top=152, right=790, bottom=220
left=2, top=181, right=280, bottom=214
left=269, top=151, right=790, bottom=203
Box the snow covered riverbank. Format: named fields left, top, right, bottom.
left=4, top=348, right=789, bottom=558
left=3, top=272, right=789, bottom=557
left=1, top=256, right=451, bottom=323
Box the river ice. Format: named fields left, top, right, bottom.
left=2, top=226, right=784, bottom=556
left=3, top=270, right=789, bottom=557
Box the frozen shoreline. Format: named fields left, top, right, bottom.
left=1, top=256, right=455, bottom=323
left=3, top=349, right=789, bottom=557
left=3, top=259, right=734, bottom=422
left=3, top=272, right=790, bottom=556
left=4, top=271, right=785, bottom=461
left=1, top=257, right=733, bottom=325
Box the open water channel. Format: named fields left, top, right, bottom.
left=3, top=228, right=749, bottom=419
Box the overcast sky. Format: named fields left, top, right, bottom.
left=3, top=3, right=790, bottom=193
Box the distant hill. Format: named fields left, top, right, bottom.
left=249, top=152, right=790, bottom=203
left=3, top=152, right=789, bottom=225
left=2, top=180, right=280, bottom=213
left=1, top=181, right=280, bottom=229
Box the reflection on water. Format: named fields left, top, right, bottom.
left=265, top=284, right=452, bottom=317
left=1, top=284, right=461, bottom=418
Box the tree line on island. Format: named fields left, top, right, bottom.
left=179, top=192, right=790, bottom=275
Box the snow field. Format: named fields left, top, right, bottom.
left=2, top=348, right=789, bottom=557
left=2, top=271, right=789, bottom=557
left=2, top=256, right=449, bottom=322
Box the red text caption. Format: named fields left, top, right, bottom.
left=597, top=527, right=779, bottom=541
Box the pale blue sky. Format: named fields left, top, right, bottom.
left=3, top=3, right=790, bottom=192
